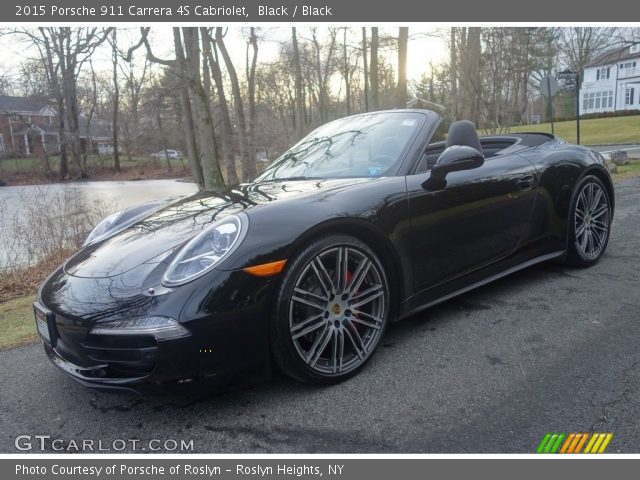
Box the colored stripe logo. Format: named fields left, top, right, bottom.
left=537, top=433, right=612, bottom=453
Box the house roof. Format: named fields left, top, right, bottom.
left=0, top=95, right=53, bottom=114
left=11, top=125, right=58, bottom=136
left=79, top=118, right=112, bottom=140
left=585, top=45, right=640, bottom=68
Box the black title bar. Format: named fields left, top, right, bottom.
left=6, top=0, right=640, bottom=22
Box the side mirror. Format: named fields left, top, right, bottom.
left=422, top=145, right=484, bottom=190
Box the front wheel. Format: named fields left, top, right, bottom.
left=271, top=235, right=390, bottom=384
left=564, top=175, right=612, bottom=267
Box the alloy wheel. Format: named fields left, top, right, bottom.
left=574, top=181, right=610, bottom=259
left=288, top=246, right=387, bottom=376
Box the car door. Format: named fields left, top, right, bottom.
left=406, top=150, right=538, bottom=295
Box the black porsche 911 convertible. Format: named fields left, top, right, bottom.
left=34, top=109, right=614, bottom=392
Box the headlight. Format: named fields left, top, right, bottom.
left=83, top=199, right=168, bottom=247
left=162, top=214, right=247, bottom=287
left=90, top=317, right=189, bottom=340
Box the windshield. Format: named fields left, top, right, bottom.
left=255, top=111, right=425, bottom=182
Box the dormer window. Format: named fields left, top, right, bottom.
left=630, top=44, right=640, bottom=54
left=596, top=67, right=610, bottom=80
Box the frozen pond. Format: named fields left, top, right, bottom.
left=0, top=179, right=198, bottom=269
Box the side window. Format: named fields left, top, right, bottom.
left=415, top=120, right=448, bottom=174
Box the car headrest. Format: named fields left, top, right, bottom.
left=446, top=120, right=483, bottom=153
left=379, top=136, right=401, bottom=158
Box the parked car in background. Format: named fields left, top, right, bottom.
left=151, top=149, right=183, bottom=160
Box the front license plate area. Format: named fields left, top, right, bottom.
left=34, top=303, right=55, bottom=346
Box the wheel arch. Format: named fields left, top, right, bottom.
left=561, top=165, right=614, bottom=264
left=286, top=218, right=406, bottom=321
left=581, top=165, right=615, bottom=215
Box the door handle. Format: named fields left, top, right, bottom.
left=516, top=174, right=536, bottom=191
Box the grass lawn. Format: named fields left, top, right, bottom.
left=0, top=154, right=185, bottom=174
left=0, top=295, right=38, bottom=350
left=506, top=115, right=640, bottom=145
left=612, top=160, right=640, bottom=181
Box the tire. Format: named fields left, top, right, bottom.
left=564, top=175, right=612, bottom=267
left=271, top=234, right=390, bottom=384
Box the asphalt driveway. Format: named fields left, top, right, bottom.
left=1, top=177, right=639, bottom=453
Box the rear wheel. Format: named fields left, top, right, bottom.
left=565, top=175, right=612, bottom=266
left=272, top=235, right=390, bottom=384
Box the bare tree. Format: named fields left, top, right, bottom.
left=362, top=28, right=369, bottom=112
left=246, top=28, right=259, bottom=179
left=292, top=27, right=305, bottom=136
left=79, top=58, right=98, bottom=174
left=10, top=27, right=112, bottom=179
left=201, top=28, right=239, bottom=185
left=370, top=27, right=380, bottom=111
left=182, top=28, right=224, bottom=188
left=450, top=28, right=459, bottom=120
left=558, top=27, right=619, bottom=71
left=141, top=27, right=225, bottom=189
left=341, top=28, right=352, bottom=115
left=216, top=27, right=255, bottom=182
left=397, top=27, right=409, bottom=108
left=109, top=29, right=120, bottom=171
left=309, top=27, right=338, bottom=123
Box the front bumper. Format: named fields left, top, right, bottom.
left=37, top=265, right=275, bottom=394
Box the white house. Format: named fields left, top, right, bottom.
left=580, top=44, right=640, bottom=115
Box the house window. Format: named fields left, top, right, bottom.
left=596, top=67, right=610, bottom=80
left=584, top=90, right=615, bottom=111
left=0, top=134, right=4, bottom=152
left=626, top=87, right=636, bottom=105
left=9, top=114, right=20, bottom=122
left=630, top=44, right=640, bottom=54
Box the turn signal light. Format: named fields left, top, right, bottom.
left=243, top=260, right=287, bottom=277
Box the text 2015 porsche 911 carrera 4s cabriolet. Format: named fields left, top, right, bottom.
left=34, top=110, right=614, bottom=392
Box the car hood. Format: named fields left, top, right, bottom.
left=64, top=178, right=372, bottom=278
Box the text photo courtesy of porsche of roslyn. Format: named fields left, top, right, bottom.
left=1, top=0, right=640, bottom=477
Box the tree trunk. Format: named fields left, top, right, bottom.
left=178, top=89, right=203, bottom=188
left=450, top=28, right=459, bottom=120
left=370, top=27, right=380, bottom=111
left=171, top=29, right=204, bottom=188
left=362, top=27, right=369, bottom=112
left=247, top=28, right=259, bottom=179
left=292, top=27, right=305, bottom=136
left=201, top=28, right=239, bottom=185
left=397, top=27, right=409, bottom=109
left=180, top=28, right=224, bottom=189
left=111, top=29, right=120, bottom=172
left=216, top=27, right=255, bottom=182
left=342, top=28, right=352, bottom=115
left=467, top=27, right=482, bottom=125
